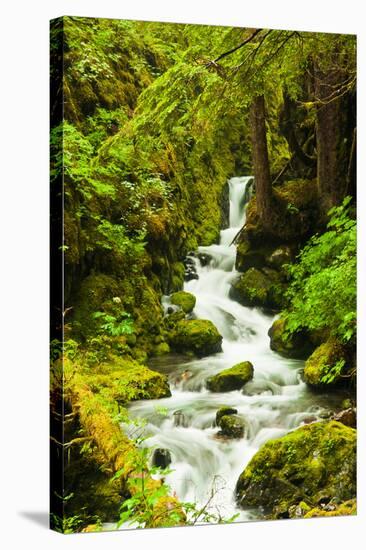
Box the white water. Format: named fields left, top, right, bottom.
left=127, top=176, right=343, bottom=524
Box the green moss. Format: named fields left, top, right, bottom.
left=304, top=339, right=348, bottom=388
left=236, top=421, right=356, bottom=517
left=85, top=356, right=171, bottom=403
left=168, top=319, right=222, bottom=357
left=304, top=499, right=356, bottom=518
left=153, top=342, right=171, bottom=356
left=268, top=318, right=315, bottom=359
left=216, top=406, right=238, bottom=425
left=207, top=362, right=254, bottom=392
left=230, top=268, right=285, bottom=310
left=218, top=415, right=246, bottom=438
left=170, top=291, right=196, bottom=314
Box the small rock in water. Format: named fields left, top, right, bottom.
left=216, top=406, right=238, bottom=426
left=152, top=448, right=172, bottom=469
left=173, top=410, right=188, bottom=428
left=197, top=252, right=212, bottom=267
left=333, top=408, right=356, bottom=428
left=302, top=415, right=318, bottom=425
left=217, top=414, right=245, bottom=439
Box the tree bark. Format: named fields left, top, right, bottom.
left=315, top=66, right=350, bottom=216
left=250, top=94, right=273, bottom=228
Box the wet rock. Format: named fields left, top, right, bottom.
left=207, top=361, right=254, bottom=392
left=218, top=415, right=245, bottom=439
left=216, top=406, right=238, bottom=425
left=235, top=250, right=267, bottom=272
left=304, top=339, right=349, bottom=388
left=333, top=408, right=356, bottom=428
left=152, top=448, right=172, bottom=469
left=268, top=318, right=314, bottom=359
left=184, top=269, right=199, bottom=282
left=168, top=319, right=223, bottom=357
left=173, top=410, right=188, bottom=428
left=229, top=267, right=286, bottom=310
left=170, top=291, right=196, bottom=314
left=302, top=415, right=318, bottom=425
left=183, top=255, right=199, bottom=282
left=197, top=252, right=212, bottom=267
left=236, top=421, right=356, bottom=517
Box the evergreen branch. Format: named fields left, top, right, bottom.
left=205, top=28, right=263, bottom=67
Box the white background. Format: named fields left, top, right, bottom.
left=0, top=1, right=364, bottom=549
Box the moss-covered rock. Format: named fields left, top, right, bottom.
left=153, top=342, right=171, bottom=356
left=85, top=356, right=171, bottom=403
left=304, top=339, right=349, bottom=388
left=215, top=406, right=238, bottom=425
left=304, top=498, right=356, bottom=518
left=207, top=362, right=254, bottom=392
left=268, top=317, right=314, bottom=359
left=236, top=421, right=356, bottom=517
left=218, top=415, right=246, bottom=438
left=230, top=268, right=285, bottom=310
left=168, top=319, right=223, bottom=357
left=170, top=291, right=196, bottom=314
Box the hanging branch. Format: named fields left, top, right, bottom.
left=205, top=28, right=263, bottom=67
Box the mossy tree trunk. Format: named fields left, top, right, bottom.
left=249, top=94, right=273, bottom=229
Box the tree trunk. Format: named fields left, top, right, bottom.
left=250, top=94, right=273, bottom=228
left=315, top=66, right=351, bottom=216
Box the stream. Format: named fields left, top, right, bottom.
left=127, top=176, right=346, bottom=524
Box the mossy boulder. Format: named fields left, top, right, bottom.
left=168, top=319, right=223, bottom=357
left=304, top=339, right=349, bottom=388
left=153, top=342, right=171, bottom=356
left=207, top=362, right=254, bottom=392
left=218, top=415, right=246, bottom=439
left=230, top=268, right=285, bottom=310
left=304, top=498, right=356, bottom=518
left=85, top=357, right=171, bottom=403
left=216, top=406, right=238, bottom=425
left=268, top=318, right=314, bottom=359
left=170, top=291, right=196, bottom=314
left=236, top=421, right=356, bottom=517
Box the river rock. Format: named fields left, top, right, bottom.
left=333, top=408, right=356, bottom=428
left=170, top=291, right=196, bottom=314
left=268, top=317, right=314, bottom=359
left=218, top=415, right=245, bottom=439
left=229, top=267, right=285, bottom=310
left=235, top=420, right=356, bottom=518
left=197, top=252, right=212, bottom=267
left=304, top=339, right=348, bottom=388
left=152, top=448, right=172, bottom=469
left=173, top=410, right=188, bottom=427
left=207, top=361, right=254, bottom=392
left=215, top=406, right=238, bottom=425
left=168, top=319, right=223, bottom=357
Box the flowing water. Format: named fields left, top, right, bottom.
left=127, top=176, right=345, bottom=523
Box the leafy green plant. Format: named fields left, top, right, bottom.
left=92, top=311, right=134, bottom=337
left=320, top=359, right=346, bottom=385
left=285, top=197, right=356, bottom=343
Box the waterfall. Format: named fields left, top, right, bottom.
left=127, top=176, right=343, bottom=524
